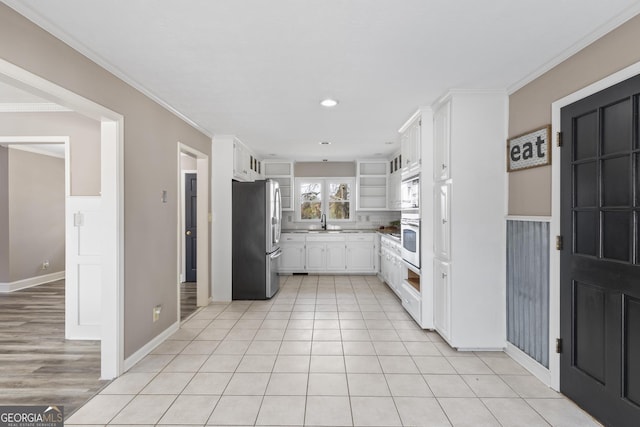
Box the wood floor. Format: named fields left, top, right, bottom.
left=0, top=280, right=107, bottom=417
left=180, top=281, right=197, bottom=320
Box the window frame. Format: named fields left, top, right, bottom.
left=295, top=177, right=355, bottom=223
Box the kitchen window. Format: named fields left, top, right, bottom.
left=296, top=178, right=354, bottom=222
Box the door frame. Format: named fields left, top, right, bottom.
left=0, top=59, right=125, bottom=380
left=177, top=143, right=210, bottom=315
left=550, top=59, right=640, bottom=391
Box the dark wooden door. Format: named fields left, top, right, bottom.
left=185, top=173, right=197, bottom=282
left=560, top=73, right=640, bottom=427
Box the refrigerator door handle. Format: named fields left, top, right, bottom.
left=270, top=248, right=283, bottom=259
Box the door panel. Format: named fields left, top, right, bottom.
left=185, top=173, right=197, bottom=282
left=561, top=73, right=640, bottom=426
left=66, top=196, right=101, bottom=340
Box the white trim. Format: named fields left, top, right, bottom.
left=0, top=271, right=65, bottom=293
left=398, top=109, right=422, bottom=133
left=1, top=1, right=212, bottom=139
left=507, top=3, right=640, bottom=94
left=550, top=59, right=640, bottom=392
left=0, top=58, right=126, bottom=380
left=177, top=143, right=210, bottom=312
left=0, top=102, right=72, bottom=112
left=506, top=342, right=552, bottom=385
left=4, top=143, right=64, bottom=159
left=505, top=215, right=552, bottom=223
left=122, top=321, right=180, bottom=372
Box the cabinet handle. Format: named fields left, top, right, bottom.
left=442, top=219, right=447, bottom=224
left=442, top=272, right=447, bottom=278
left=442, top=163, right=446, bottom=170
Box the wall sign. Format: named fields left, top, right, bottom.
left=507, top=125, right=551, bottom=172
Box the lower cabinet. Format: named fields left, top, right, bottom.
left=401, top=282, right=421, bottom=324
left=433, top=259, right=451, bottom=340
left=279, top=232, right=377, bottom=274
left=379, top=235, right=403, bottom=298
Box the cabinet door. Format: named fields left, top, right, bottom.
left=233, top=142, right=249, bottom=181
left=434, top=101, right=451, bottom=181
left=280, top=244, right=305, bottom=271
left=435, top=183, right=451, bottom=260
left=306, top=243, right=325, bottom=271
left=346, top=242, right=374, bottom=272
left=434, top=260, right=451, bottom=340
left=325, top=242, right=346, bottom=271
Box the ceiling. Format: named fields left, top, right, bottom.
left=3, top=0, right=640, bottom=160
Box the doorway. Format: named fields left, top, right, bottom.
left=177, top=144, right=209, bottom=322
left=0, top=58, right=124, bottom=379
left=559, top=73, right=640, bottom=426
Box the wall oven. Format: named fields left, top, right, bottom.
left=401, top=174, right=420, bottom=211
left=401, top=213, right=420, bottom=269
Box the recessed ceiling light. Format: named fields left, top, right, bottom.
left=320, top=98, right=338, bottom=107
left=319, top=141, right=331, bottom=145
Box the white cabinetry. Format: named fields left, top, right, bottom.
left=430, top=91, right=506, bottom=350
left=433, top=259, right=451, bottom=340
left=264, top=161, right=294, bottom=211
left=380, top=235, right=403, bottom=298
left=278, top=232, right=378, bottom=274
left=356, top=161, right=388, bottom=211
left=387, top=152, right=402, bottom=210
left=233, top=139, right=262, bottom=182
left=306, top=236, right=346, bottom=272
left=346, top=234, right=376, bottom=272
left=399, top=114, right=421, bottom=175
left=279, top=234, right=306, bottom=272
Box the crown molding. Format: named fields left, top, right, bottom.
left=507, top=3, right=640, bottom=94
left=2, top=0, right=213, bottom=139
left=0, top=102, right=71, bottom=112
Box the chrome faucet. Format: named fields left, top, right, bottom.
left=320, top=213, right=327, bottom=230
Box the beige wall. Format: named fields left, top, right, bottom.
left=0, top=5, right=212, bottom=358
left=7, top=149, right=65, bottom=281
left=0, top=147, right=9, bottom=282
left=0, top=112, right=101, bottom=196
left=508, top=14, right=640, bottom=215
left=295, top=161, right=356, bottom=177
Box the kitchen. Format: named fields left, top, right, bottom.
left=218, top=91, right=506, bottom=353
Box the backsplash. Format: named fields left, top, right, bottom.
left=281, top=210, right=401, bottom=231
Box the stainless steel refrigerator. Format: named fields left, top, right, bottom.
left=232, top=179, right=282, bottom=299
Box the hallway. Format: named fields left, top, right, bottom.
left=67, top=275, right=599, bottom=426
left=0, top=280, right=106, bottom=414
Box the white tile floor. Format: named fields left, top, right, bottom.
left=67, top=275, right=603, bottom=426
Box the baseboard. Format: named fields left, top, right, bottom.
left=506, top=342, right=552, bottom=388
left=0, top=271, right=65, bottom=293
left=123, top=320, right=180, bottom=372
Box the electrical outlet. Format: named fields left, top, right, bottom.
left=41, top=260, right=50, bottom=270
left=153, top=305, right=162, bottom=322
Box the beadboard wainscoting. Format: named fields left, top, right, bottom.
left=506, top=218, right=550, bottom=376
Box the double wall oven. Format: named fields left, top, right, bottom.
left=401, top=174, right=420, bottom=269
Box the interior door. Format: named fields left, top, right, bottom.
left=560, top=73, right=640, bottom=426
left=185, top=173, right=197, bottom=282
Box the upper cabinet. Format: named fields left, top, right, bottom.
left=400, top=113, right=421, bottom=175
left=433, top=100, right=451, bottom=181
left=263, top=160, right=294, bottom=211
left=387, top=151, right=402, bottom=210
left=356, top=160, right=388, bottom=211
left=233, top=139, right=262, bottom=182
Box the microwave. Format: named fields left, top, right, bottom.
left=401, top=174, right=420, bottom=211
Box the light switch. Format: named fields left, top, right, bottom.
left=161, top=190, right=168, bottom=203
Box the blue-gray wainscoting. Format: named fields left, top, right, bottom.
left=506, top=219, right=550, bottom=368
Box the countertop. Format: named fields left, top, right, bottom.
left=281, top=229, right=377, bottom=234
